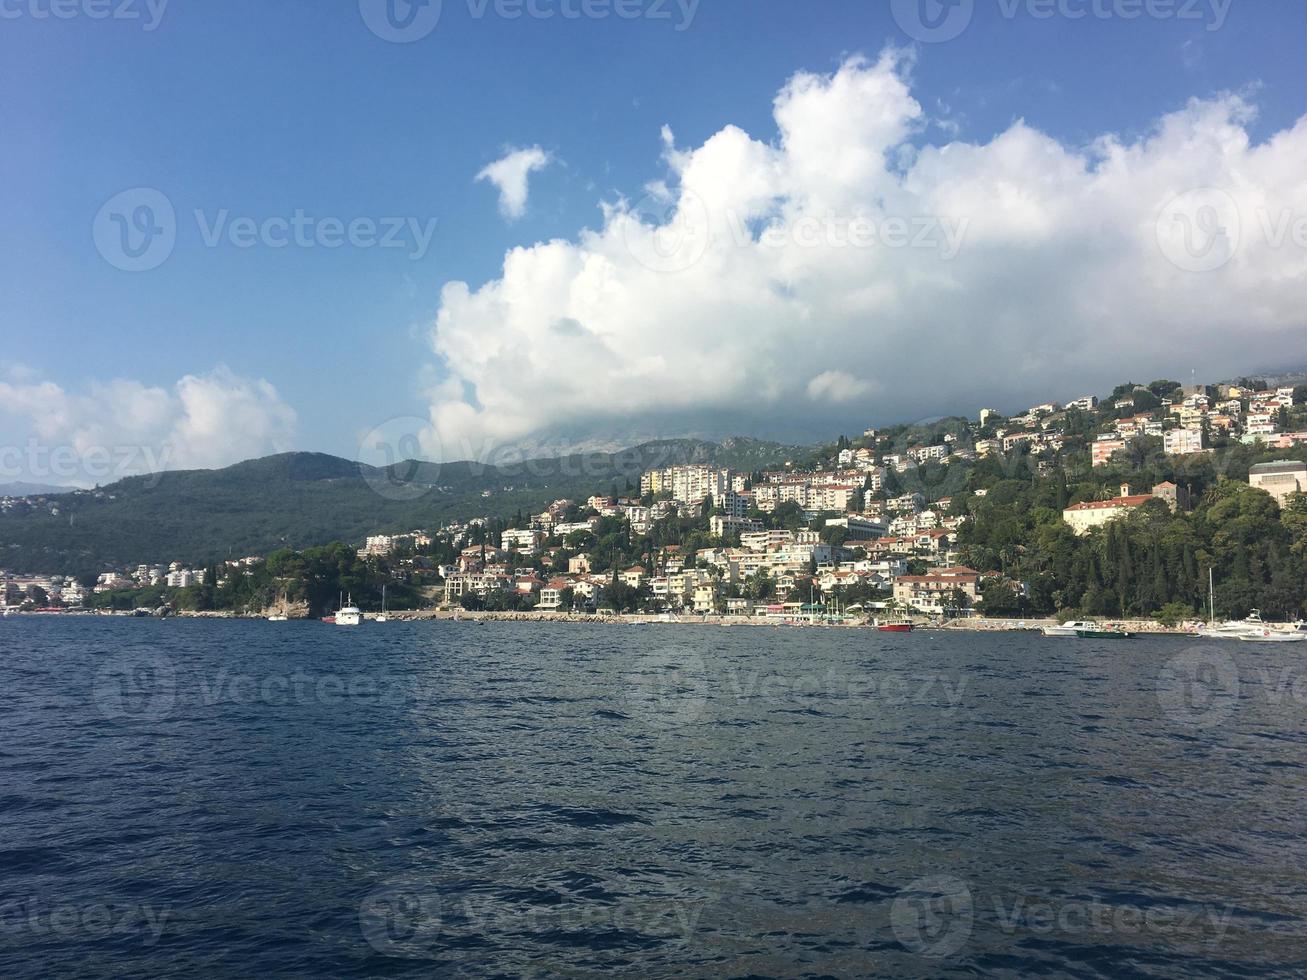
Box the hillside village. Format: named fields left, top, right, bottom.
left=5, top=376, right=1307, bottom=621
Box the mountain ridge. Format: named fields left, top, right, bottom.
left=0, top=437, right=804, bottom=575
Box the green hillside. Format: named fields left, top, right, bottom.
left=0, top=438, right=801, bottom=575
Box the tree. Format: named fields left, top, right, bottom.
left=978, top=580, right=1021, bottom=616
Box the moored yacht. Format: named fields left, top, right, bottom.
left=335, top=594, right=363, bottom=627
left=1042, top=620, right=1099, bottom=637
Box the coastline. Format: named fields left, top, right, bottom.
left=4, top=608, right=1205, bottom=635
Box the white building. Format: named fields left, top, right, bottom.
left=1163, top=427, right=1206, bottom=456
left=1249, top=461, right=1307, bottom=506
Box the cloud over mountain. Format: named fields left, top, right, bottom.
left=425, top=49, right=1307, bottom=460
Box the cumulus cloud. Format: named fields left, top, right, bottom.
left=475, top=146, right=554, bottom=221
left=426, top=50, right=1307, bottom=458
left=0, top=367, right=297, bottom=485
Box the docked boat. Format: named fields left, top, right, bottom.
left=1199, top=610, right=1287, bottom=640
left=374, top=585, right=388, bottom=624
left=1238, top=626, right=1306, bottom=643
left=1075, top=626, right=1134, bottom=639
left=1042, top=620, right=1100, bottom=638
left=335, top=594, right=363, bottom=627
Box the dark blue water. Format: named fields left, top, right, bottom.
left=2, top=619, right=1306, bottom=978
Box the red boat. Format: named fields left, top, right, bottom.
left=877, top=621, right=914, bottom=633
left=321, top=615, right=336, bottom=624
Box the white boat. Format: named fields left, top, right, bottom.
left=1199, top=608, right=1305, bottom=642
left=1238, top=628, right=1307, bottom=643
left=335, top=594, right=363, bottom=627
left=375, top=585, right=388, bottom=624
left=1042, top=620, right=1099, bottom=637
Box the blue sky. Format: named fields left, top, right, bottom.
left=3, top=0, right=1307, bottom=478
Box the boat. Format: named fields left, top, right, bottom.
left=875, top=619, right=914, bottom=633
left=1074, top=626, right=1134, bottom=639
left=1198, top=608, right=1305, bottom=642
left=1042, top=620, right=1100, bottom=637
left=375, top=585, right=388, bottom=624
left=335, top=594, right=363, bottom=627
left=1238, top=627, right=1307, bottom=643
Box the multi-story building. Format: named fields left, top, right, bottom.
left=893, top=567, right=981, bottom=613
left=1163, top=427, right=1206, bottom=456
left=1091, top=436, right=1127, bottom=468
left=501, top=528, right=544, bottom=553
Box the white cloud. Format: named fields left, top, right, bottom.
left=0, top=367, right=297, bottom=485
left=807, top=371, right=875, bottom=404
left=475, top=146, right=553, bottom=221
left=425, top=50, right=1307, bottom=459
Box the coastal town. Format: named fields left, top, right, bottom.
left=4, top=376, right=1307, bottom=624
